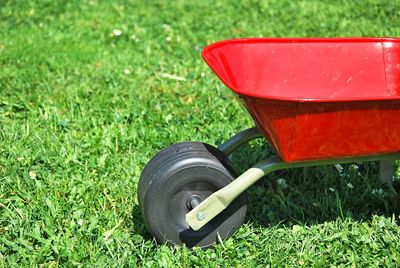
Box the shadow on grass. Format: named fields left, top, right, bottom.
left=229, top=140, right=400, bottom=228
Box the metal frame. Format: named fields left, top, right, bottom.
left=379, top=160, right=395, bottom=185
left=218, top=127, right=263, bottom=155
left=186, top=127, right=399, bottom=231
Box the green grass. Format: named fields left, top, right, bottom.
left=1, top=0, right=400, bottom=266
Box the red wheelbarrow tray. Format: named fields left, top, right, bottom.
left=202, top=37, right=400, bottom=162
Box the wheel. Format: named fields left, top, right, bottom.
left=138, top=142, right=247, bottom=248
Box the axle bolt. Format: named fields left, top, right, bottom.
left=196, top=212, right=205, bottom=221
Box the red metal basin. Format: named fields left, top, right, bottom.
left=203, top=38, right=400, bottom=162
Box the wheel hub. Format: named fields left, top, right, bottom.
left=186, top=195, right=201, bottom=210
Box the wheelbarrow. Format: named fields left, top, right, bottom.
left=138, top=38, right=400, bottom=248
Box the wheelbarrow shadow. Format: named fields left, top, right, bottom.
left=229, top=140, right=400, bottom=228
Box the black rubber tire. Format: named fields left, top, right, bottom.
left=138, top=142, right=247, bottom=248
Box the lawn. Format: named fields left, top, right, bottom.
left=1, top=0, right=400, bottom=266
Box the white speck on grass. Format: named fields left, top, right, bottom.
left=276, top=178, right=288, bottom=189
left=124, top=69, right=130, bottom=75
left=29, top=171, right=36, bottom=179
left=335, top=164, right=343, bottom=176
left=130, top=34, right=139, bottom=42
left=334, top=164, right=342, bottom=171
left=159, top=72, right=186, bottom=81
left=78, top=219, right=83, bottom=226
left=161, top=24, right=172, bottom=31
left=347, top=183, right=354, bottom=189
left=112, top=29, right=122, bottom=37
left=372, top=188, right=384, bottom=195
left=350, top=164, right=359, bottom=170
left=329, top=187, right=336, bottom=192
